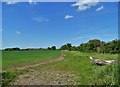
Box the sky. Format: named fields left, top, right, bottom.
left=2, top=2, right=118, bottom=49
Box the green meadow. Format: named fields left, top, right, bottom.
left=2, top=50, right=119, bottom=86
left=47, top=51, right=118, bottom=85
left=2, top=50, right=61, bottom=70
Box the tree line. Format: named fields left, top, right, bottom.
left=4, top=39, right=120, bottom=54
left=4, top=46, right=57, bottom=51
left=60, top=39, right=120, bottom=54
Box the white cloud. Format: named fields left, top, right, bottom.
left=64, top=15, right=74, bottom=19
left=28, top=0, right=33, bottom=4
left=6, top=0, right=18, bottom=5
left=32, top=17, right=49, bottom=22
left=71, top=0, right=99, bottom=11
left=6, top=0, right=37, bottom=5
left=16, top=31, right=20, bottom=35
left=96, top=6, right=104, bottom=11
left=28, top=0, right=37, bottom=4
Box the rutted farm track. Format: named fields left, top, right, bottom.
left=16, top=55, right=64, bottom=70
left=9, top=56, right=78, bottom=85
left=10, top=69, right=77, bottom=85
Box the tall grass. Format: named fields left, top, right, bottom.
left=52, top=50, right=118, bottom=85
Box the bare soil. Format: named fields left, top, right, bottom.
left=10, top=69, right=77, bottom=85
left=9, top=56, right=78, bottom=85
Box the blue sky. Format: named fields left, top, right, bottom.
left=2, top=2, right=118, bottom=49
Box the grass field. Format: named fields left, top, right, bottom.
left=2, top=50, right=119, bottom=86
left=61, top=51, right=118, bottom=85
left=2, top=50, right=61, bottom=70
left=35, top=50, right=118, bottom=85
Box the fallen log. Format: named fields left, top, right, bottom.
left=90, top=57, right=116, bottom=66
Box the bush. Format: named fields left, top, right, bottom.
left=2, top=71, right=16, bottom=86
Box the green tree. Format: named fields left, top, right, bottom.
left=47, top=47, right=51, bottom=50
left=60, top=43, right=72, bottom=51
left=51, top=46, right=56, bottom=50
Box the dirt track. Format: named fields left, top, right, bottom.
left=15, top=55, right=64, bottom=70
left=10, top=56, right=78, bottom=85
left=10, top=69, right=77, bottom=85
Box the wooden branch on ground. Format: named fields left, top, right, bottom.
left=89, top=57, right=116, bottom=66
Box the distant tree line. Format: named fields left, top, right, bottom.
left=4, top=39, right=120, bottom=54
left=4, top=46, right=57, bottom=51
left=60, top=39, right=120, bottom=54
left=4, top=47, right=20, bottom=51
